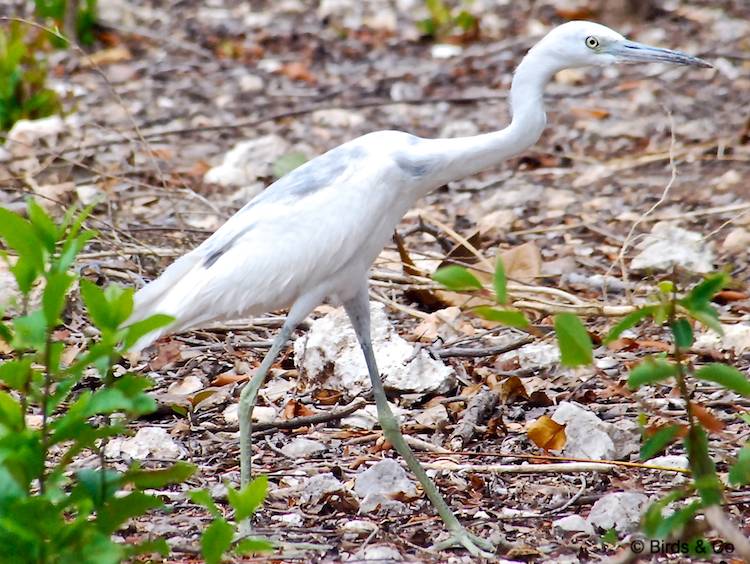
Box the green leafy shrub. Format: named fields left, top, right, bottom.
left=0, top=22, right=62, bottom=132
left=0, top=201, right=190, bottom=562
left=190, top=476, right=273, bottom=563
left=34, top=0, right=99, bottom=46
left=434, top=263, right=749, bottom=546
left=0, top=201, right=274, bottom=563
left=605, top=273, right=750, bottom=542
left=432, top=260, right=594, bottom=366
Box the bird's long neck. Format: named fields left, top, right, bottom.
left=411, top=46, right=560, bottom=190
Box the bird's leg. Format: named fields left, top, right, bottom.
left=343, top=288, right=495, bottom=558
left=238, top=320, right=296, bottom=489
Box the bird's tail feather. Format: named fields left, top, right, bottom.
left=127, top=252, right=211, bottom=352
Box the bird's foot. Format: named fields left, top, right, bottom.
left=430, top=527, right=495, bottom=558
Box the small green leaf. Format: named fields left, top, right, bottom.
left=642, top=491, right=687, bottom=537
left=432, top=265, right=483, bottom=291
left=272, top=152, right=307, bottom=179
left=26, top=199, right=57, bottom=253
left=235, top=538, right=274, bottom=554
left=56, top=229, right=96, bottom=273
left=694, top=364, right=750, bottom=397
left=493, top=258, right=507, bottom=304
left=42, top=271, right=74, bottom=326
left=686, top=305, right=723, bottom=334
left=189, top=489, right=222, bottom=518
left=604, top=306, right=656, bottom=343
left=600, top=528, right=618, bottom=546
left=682, top=273, right=729, bottom=310
left=75, top=468, right=122, bottom=507
left=0, top=391, right=24, bottom=432
left=553, top=313, right=593, bottom=367
left=80, top=279, right=113, bottom=331
left=652, top=501, right=701, bottom=538
left=201, top=518, right=234, bottom=564
left=122, top=314, right=173, bottom=349
left=11, top=310, right=47, bottom=349
left=96, top=492, right=162, bottom=534
left=0, top=358, right=32, bottom=391
left=0, top=207, right=44, bottom=272
left=728, top=443, right=750, bottom=486
left=628, top=357, right=678, bottom=389
left=472, top=306, right=528, bottom=328
left=126, top=462, right=196, bottom=489
left=657, top=280, right=675, bottom=294
left=227, top=475, right=268, bottom=522
left=640, top=425, right=680, bottom=461
left=670, top=318, right=693, bottom=350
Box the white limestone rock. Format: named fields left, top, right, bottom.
left=631, top=222, right=714, bottom=273
left=587, top=492, right=649, bottom=533
left=204, top=134, right=289, bottom=187
left=294, top=302, right=455, bottom=397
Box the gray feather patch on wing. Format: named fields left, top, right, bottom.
left=201, top=144, right=365, bottom=269
left=255, top=144, right=364, bottom=204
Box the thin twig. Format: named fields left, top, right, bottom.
left=252, top=398, right=368, bottom=432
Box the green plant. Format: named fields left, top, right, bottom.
left=417, top=0, right=478, bottom=41
left=189, top=476, right=273, bottom=563
left=434, top=263, right=749, bottom=549
left=0, top=21, right=62, bottom=132
left=0, top=201, right=192, bottom=562
left=34, top=0, right=98, bottom=46
left=433, top=260, right=593, bottom=367
left=604, top=274, right=750, bottom=543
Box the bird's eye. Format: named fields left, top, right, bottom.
left=585, top=36, right=600, bottom=49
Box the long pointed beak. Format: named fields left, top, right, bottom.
left=609, top=40, right=712, bottom=68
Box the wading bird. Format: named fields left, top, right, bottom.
left=129, top=21, right=709, bottom=556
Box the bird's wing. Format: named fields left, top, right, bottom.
left=129, top=136, right=407, bottom=348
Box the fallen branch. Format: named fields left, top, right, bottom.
left=434, top=336, right=534, bottom=358
left=252, top=398, right=367, bottom=433
left=424, top=461, right=614, bottom=473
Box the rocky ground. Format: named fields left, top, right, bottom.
left=1, top=0, right=749, bottom=562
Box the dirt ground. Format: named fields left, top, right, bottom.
left=1, top=0, right=749, bottom=562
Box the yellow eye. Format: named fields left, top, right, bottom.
left=585, top=36, right=600, bottom=49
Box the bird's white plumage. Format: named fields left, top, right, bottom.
left=130, top=131, right=425, bottom=347
left=129, top=21, right=708, bottom=351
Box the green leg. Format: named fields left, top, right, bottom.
left=238, top=297, right=319, bottom=537
left=344, top=288, right=495, bottom=558
left=239, top=320, right=296, bottom=488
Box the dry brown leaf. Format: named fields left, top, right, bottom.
left=570, top=107, right=610, bottom=120
left=149, top=340, right=182, bottom=370
left=279, top=61, right=317, bottom=84
left=168, top=375, right=204, bottom=395
left=691, top=403, right=725, bottom=433
left=212, top=373, right=248, bottom=386
left=500, top=241, right=542, bottom=283
left=713, top=290, right=749, bottom=303
left=82, top=46, right=132, bottom=67
left=282, top=399, right=316, bottom=420
left=527, top=415, right=566, bottom=452
left=313, top=389, right=344, bottom=405
left=498, top=376, right=527, bottom=403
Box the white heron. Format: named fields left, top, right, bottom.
left=128, top=21, right=709, bottom=556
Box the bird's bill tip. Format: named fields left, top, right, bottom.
left=612, top=40, right=712, bottom=68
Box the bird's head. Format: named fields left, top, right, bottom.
left=531, top=20, right=711, bottom=70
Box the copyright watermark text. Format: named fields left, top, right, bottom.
left=630, top=539, right=734, bottom=556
